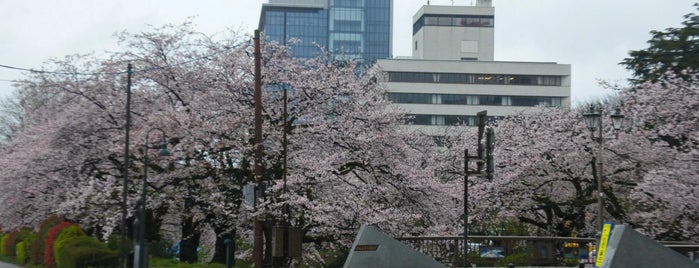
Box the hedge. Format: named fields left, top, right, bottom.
left=0, top=233, right=8, bottom=256
left=19, top=231, right=37, bottom=265
left=16, top=241, right=26, bottom=264
left=53, top=224, right=85, bottom=267
left=56, top=236, right=117, bottom=268
left=3, top=231, right=18, bottom=256
left=31, top=215, right=64, bottom=265
left=44, top=221, right=73, bottom=267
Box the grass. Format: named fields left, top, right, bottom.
left=150, top=257, right=251, bottom=268
left=0, top=255, right=251, bottom=268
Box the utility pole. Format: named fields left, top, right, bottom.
left=121, top=63, right=132, bottom=268
left=253, top=29, right=265, bottom=268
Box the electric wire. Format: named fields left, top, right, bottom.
left=0, top=45, right=238, bottom=79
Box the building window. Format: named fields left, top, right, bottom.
left=388, top=93, right=563, bottom=107
left=387, top=71, right=564, bottom=86
left=414, top=14, right=494, bottom=34
left=405, top=114, right=496, bottom=126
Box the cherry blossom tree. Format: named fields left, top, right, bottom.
left=619, top=72, right=698, bottom=240
left=0, top=22, right=461, bottom=265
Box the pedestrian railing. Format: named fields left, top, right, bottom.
left=396, top=235, right=596, bottom=267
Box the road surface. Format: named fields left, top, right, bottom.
left=0, top=262, right=21, bottom=268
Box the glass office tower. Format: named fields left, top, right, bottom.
left=259, top=0, right=392, bottom=62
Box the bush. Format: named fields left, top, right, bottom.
left=18, top=231, right=37, bottom=265
left=495, top=252, right=533, bottom=267
left=0, top=233, right=8, bottom=256
left=3, top=231, right=18, bottom=256
left=150, top=239, right=174, bottom=259
left=107, top=234, right=133, bottom=255
left=56, top=236, right=117, bottom=268
left=61, top=247, right=118, bottom=268
left=53, top=225, right=86, bottom=267
left=31, top=215, right=64, bottom=265
left=16, top=241, right=26, bottom=264
left=44, top=221, right=74, bottom=267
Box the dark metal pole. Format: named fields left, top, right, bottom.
left=138, top=135, right=149, bottom=268
left=282, top=84, right=289, bottom=268
left=225, top=239, right=233, bottom=268
left=137, top=128, right=168, bottom=268
left=464, top=149, right=469, bottom=268
left=597, top=109, right=604, bottom=231
left=253, top=29, right=265, bottom=268
left=121, top=63, right=132, bottom=268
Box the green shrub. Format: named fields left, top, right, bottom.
left=54, top=225, right=86, bottom=267
left=0, top=233, right=8, bottom=256
left=3, top=231, right=19, bottom=256
left=563, top=257, right=580, bottom=266
left=16, top=241, right=26, bottom=264
left=495, top=252, right=533, bottom=267
left=62, top=247, right=118, bottom=268
left=106, top=234, right=133, bottom=261
left=56, top=236, right=117, bottom=268
left=44, top=221, right=74, bottom=266
left=19, top=231, right=37, bottom=265
left=150, top=239, right=174, bottom=258
left=31, top=215, right=63, bottom=265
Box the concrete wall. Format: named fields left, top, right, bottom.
left=412, top=5, right=495, bottom=61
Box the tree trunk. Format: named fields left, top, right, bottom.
left=180, top=215, right=201, bottom=263
left=211, top=227, right=235, bottom=264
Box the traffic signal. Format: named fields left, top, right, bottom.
left=485, top=127, right=495, bottom=180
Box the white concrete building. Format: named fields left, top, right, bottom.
left=378, top=1, right=571, bottom=135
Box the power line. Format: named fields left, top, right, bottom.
left=0, top=64, right=125, bottom=76
left=0, top=46, right=237, bottom=77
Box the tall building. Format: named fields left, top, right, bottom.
left=258, top=0, right=393, bottom=62
left=378, top=1, right=571, bottom=135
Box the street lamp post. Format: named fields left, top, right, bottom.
left=135, top=128, right=171, bottom=268
left=582, top=105, right=623, bottom=231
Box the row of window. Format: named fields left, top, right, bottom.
left=387, top=93, right=563, bottom=107
left=388, top=72, right=563, bottom=86
left=407, top=114, right=497, bottom=126
left=330, top=0, right=366, bottom=8
left=413, top=14, right=494, bottom=34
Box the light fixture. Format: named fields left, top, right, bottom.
left=610, top=108, right=624, bottom=131
left=583, top=105, right=601, bottom=132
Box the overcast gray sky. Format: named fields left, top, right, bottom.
left=0, top=0, right=695, bottom=104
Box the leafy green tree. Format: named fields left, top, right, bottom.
left=621, top=3, right=699, bottom=83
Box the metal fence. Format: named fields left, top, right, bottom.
left=396, top=236, right=596, bottom=267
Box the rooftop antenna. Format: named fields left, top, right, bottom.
left=427, top=0, right=430, bottom=4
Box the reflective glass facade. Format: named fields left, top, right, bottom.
left=260, top=0, right=391, bottom=61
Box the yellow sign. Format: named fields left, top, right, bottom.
left=564, top=242, right=579, bottom=248
left=595, top=223, right=613, bottom=266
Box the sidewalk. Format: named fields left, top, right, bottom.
left=0, top=261, right=21, bottom=268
